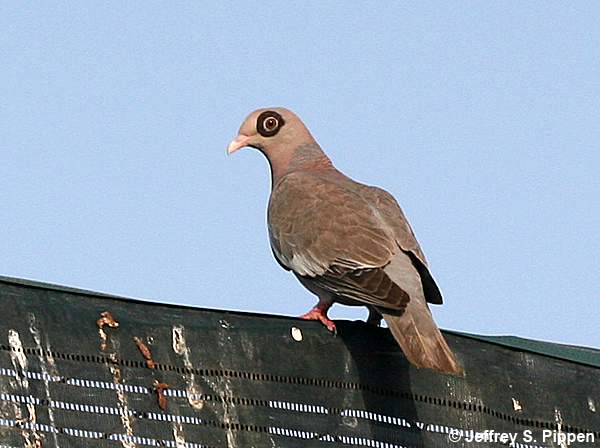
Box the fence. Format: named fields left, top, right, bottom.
left=0, top=276, right=598, bottom=447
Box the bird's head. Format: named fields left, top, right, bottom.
left=227, top=107, right=330, bottom=183
left=227, top=107, right=315, bottom=155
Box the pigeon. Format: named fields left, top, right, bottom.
left=227, top=108, right=463, bottom=375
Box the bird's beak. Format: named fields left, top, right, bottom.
left=227, top=134, right=252, bottom=155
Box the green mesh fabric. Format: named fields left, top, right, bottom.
left=0, top=275, right=598, bottom=447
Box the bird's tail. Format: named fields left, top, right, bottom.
left=382, top=309, right=463, bottom=375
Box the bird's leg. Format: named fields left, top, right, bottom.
left=300, top=298, right=336, bottom=333
left=366, top=306, right=383, bottom=327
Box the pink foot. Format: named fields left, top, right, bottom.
left=300, top=307, right=336, bottom=333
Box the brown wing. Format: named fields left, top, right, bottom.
left=268, top=171, right=397, bottom=277
left=358, top=185, right=444, bottom=305
left=309, top=266, right=410, bottom=312
left=268, top=170, right=442, bottom=310
left=357, top=185, right=426, bottom=260
left=268, top=171, right=408, bottom=312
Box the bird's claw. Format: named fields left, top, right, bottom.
left=299, top=307, right=337, bottom=334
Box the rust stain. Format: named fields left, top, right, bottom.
left=97, top=311, right=119, bottom=329
left=133, top=336, right=155, bottom=369
left=96, top=311, right=119, bottom=328
left=96, top=314, right=134, bottom=448
left=97, top=311, right=119, bottom=351
left=153, top=380, right=170, bottom=411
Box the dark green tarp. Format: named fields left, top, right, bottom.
left=0, top=275, right=598, bottom=447
left=448, top=331, right=600, bottom=370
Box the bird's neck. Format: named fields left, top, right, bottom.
left=268, top=143, right=334, bottom=187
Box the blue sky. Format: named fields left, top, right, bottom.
left=1, top=3, right=598, bottom=347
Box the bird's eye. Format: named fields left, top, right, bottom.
left=263, top=117, right=278, bottom=131
left=256, top=110, right=285, bottom=137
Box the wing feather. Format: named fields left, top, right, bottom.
left=268, top=170, right=443, bottom=309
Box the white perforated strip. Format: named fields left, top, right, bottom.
left=340, top=409, right=412, bottom=428
left=268, top=399, right=329, bottom=414
left=0, top=368, right=549, bottom=448
left=0, top=392, right=204, bottom=426
left=268, top=426, right=409, bottom=448
left=0, top=390, right=551, bottom=448
left=0, top=367, right=416, bottom=430
left=0, top=416, right=207, bottom=448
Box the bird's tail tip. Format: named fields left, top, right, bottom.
left=384, top=314, right=464, bottom=376
left=407, top=340, right=464, bottom=376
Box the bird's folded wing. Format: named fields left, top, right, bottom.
left=268, top=171, right=444, bottom=308
left=310, top=266, right=410, bottom=312
left=358, top=185, right=444, bottom=305
left=268, top=172, right=411, bottom=312
left=357, top=185, right=426, bottom=261
left=268, top=172, right=398, bottom=277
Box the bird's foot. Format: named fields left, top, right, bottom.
left=299, top=307, right=337, bottom=333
